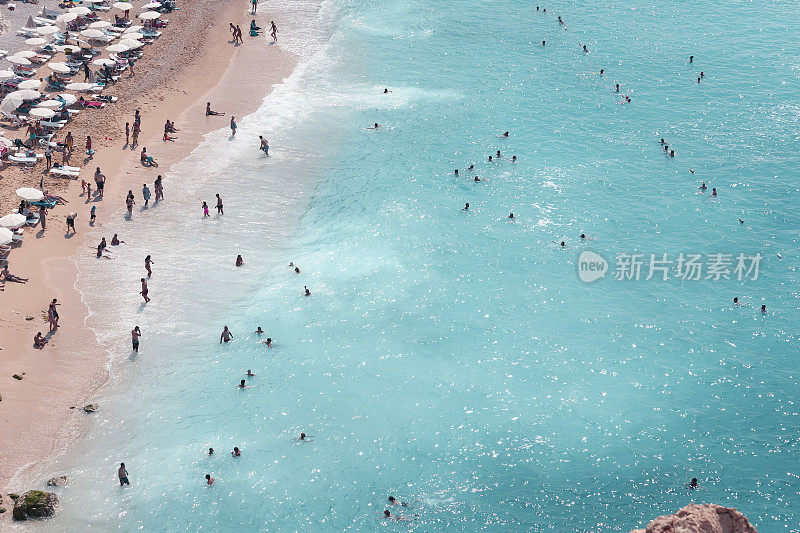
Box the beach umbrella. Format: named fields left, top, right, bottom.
left=18, top=79, right=41, bottom=90
left=29, top=107, right=55, bottom=118
left=69, top=6, right=92, bottom=15
left=92, top=58, right=116, bottom=67
left=25, top=37, right=47, bottom=46
left=37, top=99, right=64, bottom=108
left=107, top=43, right=129, bottom=52
left=7, top=89, right=40, bottom=101
left=25, top=15, right=36, bottom=29
left=120, top=39, right=143, bottom=49
left=0, top=70, right=14, bottom=79
left=0, top=213, right=27, bottom=228
left=65, top=82, right=94, bottom=91
left=7, top=56, right=31, bottom=66
left=141, top=1, right=161, bottom=9
left=138, top=11, right=160, bottom=19
left=113, top=1, right=133, bottom=10
left=123, top=32, right=144, bottom=40
left=56, top=12, right=80, bottom=23
left=89, top=21, right=112, bottom=29
left=1, top=96, right=23, bottom=113
left=49, top=62, right=72, bottom=74
left=37, top=25, right=59, bottom=35
left=0, top=228, right=12, bottom=246
left=16, top=188, right=44, bottom=202
left=123, top=25, right=143, bottom=33
left=58, top=93, right=78, bottom=105
left=81, top=29, right=106, bottom=39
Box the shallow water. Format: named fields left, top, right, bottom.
left=36, top=0, right=800, bottom=530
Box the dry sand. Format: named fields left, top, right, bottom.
left=0, top=0, right=295, bottom=517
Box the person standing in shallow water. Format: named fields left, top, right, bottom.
left=131, top=326, right=141, bottom=351
left=216, top=194, right=224, bottom=214
left=145, top=255, right=153, bottom=277
left=220, top=326, right=233, bottom=343
left=140, top=278, right=150, bottom=303
left=118, top=463, right=129, bottom=486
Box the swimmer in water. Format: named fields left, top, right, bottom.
left=247, top=369, right=254, bottom=376
left=474, top=176, right=480, bottom=182
left=582, top=44, right=588, bottom=53
left=255, top=327, right=264, bottom=334
left=367, top=123, right=380, bottom=129
left=580, top=233, right=587, bottom=240
left=232, top=447, right=241, bottom=457
left=454, top=169, right=458, bottom=175
left=468, top=164, right=474, bottom=171
left=388, top=496, right=408, bottom=506
left=206, top=474, right=214, bottom=485
left=300, top=432, right=314, bottom=441
left=687, top=478, right=698, bottom=490
left=383, top=88, right=392, bottom=93
left=220, top=326, right=233, bottom=343
left=660, top=138, right=665, bottom=145
left=264, top=337, right=272, bottom=347
left=599, top=68, right=604, bottom=75
left=236, top=255, right=243, bottom=266
left=295, top=266, right=300, bottom=273
left=733, top=297, right=739, bottom=305
left=689, top=55, right=694, bottom=63
left=502, top=131, right=509, bottom=137
left=512, top=155, right=517, bottom=162
left=304, top=286, right=311, bottom=296
left=238, top=379, right=247, bottom=388
left=700, top=182, right=707, bottom=190
left=669, top=150, right=675, bottom=157
left=542, top=40, right=545, bottom=46
left=761, top=304, right=766, bottom=313
left=615, top=83, right=620, bottom=92
left=712, top=188, right=717, bottom=196
left=496, top=150, right=501, bottom=158
left=489, top=155, right=493, bottom=162
left=463, top=203, right=469, bottom=210
left=508, top=213, right=515, bottom=220
left=208, top=447, right=214, bottom=455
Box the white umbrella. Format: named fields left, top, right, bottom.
left=37, top=25, right=59, bottom=35
left=120, top=39, right=143, bottom=49
left=7, top=89, right=40, bottom=101
left=92, top=58, right=115, bottom=67
left=25, top=37, right=47, bottom=46
left=29, top=107, right=55, bottom=118
left=16, top=188, right=44, bottom=202
left=113, top=1, right=133, bottom=10
left=106, top=43, right=129, bottom=53
left=56, top=12, right=80, bottom=23
left=123, top=25, right=143, bottom=33
left=59, top=93, right=78, bottom=105
left=89, top=21, right=112, bottom=29
left=0, top=70, right=14, bottom=79
left=25, top=15, right=36, bottom=29
left=49, top=62, right=72, bottom=74
left=65, top=82, right=94, bottom=91
left=81, top=29, right=106, bottom=39
left=18, top=79, right=41, bottom=90
left=69, top=6, right=92, bottom=15
left=0, top=213, right=28, bottom=228
left=7, top=56, right=31, bottom=66
left=138, top=11, right=160, bottom=19
left=1, top=96, right=23, bottom=113
left=37, top=99, right=63, bottom=108
left=141, top=1, right=161, bottom=8
left=123, top=32, right=143, bottom=40
left=0, top=228, right=12, bottom=246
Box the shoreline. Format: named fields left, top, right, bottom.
left=0, top=0, right=296, bottom=514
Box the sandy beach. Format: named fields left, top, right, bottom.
left=0, top=0, right=294, bottom=518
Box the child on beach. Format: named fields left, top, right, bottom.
left=85, top=135, right=93, bottom=158
left=202, top=201, right=210, bottom=218
left=81, top=179, right=86, bottom=195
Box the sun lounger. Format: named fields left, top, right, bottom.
left=50, top=166, right=80, bottom=179
left=8, top=154, right=37, bottom=165
left=28, top=198, right=57, bottom=209
left=39, top=120, right=66, bottom=130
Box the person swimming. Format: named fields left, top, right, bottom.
left=712, top=188, right=717, bottom=196
left=474, top=176, right=480, bottom=182
left=599, top=68, right=604, bottom=75
left=383, top=88, right=392, bottom=93
left=512, top=155, right=517, bottom=162
left=304, top=286, right=311, bottom=296
left=542, top=40, right=545, bottom=46
left=236, top=255, right=243, bottom=266
left=582, top=44, right=588, bottom=52
left=688, top=478, right=698, bottom=489
left=669, top=150, right=675, bottom=157
left=232, top=447, right=241, bottom=457
left=700, top=182, right=707, bottom=190
left=761, top=304, right=766, bottom=313
left=220, top=326, right=233, bottom=343
left=300, top=432, right=314, bottom=441
left=463, top=203, right=469, bottom=210
left=247, top=369, right=254, bottom=376
left=488, top=155, right=493, bottom=162
left=468, top=165, right=474, bottom=171
left=265, top=337, right=272, bottom=347
left=205, top=474, right=214, bottom=485
left=367, top=123, right=380, bottom=129
left=454, top=169, right=458, bottom=175
left=208, top=447, right=214, bottom=455
left=238, top=379, right=246, bottom=388
left=502, top=131, right=509, bottom=137
left=733, top=297, right=739, bottom=304
left=294, top=266, right=300, bottom=274
left=615, top=83, right=620, bottom=92
left=496, top=150, right=501, bottom=158
left=508, top=213, right=514, bottom=219
left=255, top=327, right=264, bottom=334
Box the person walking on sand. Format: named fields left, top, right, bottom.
left=45, top=145, right=52, bottom=169
left=132, top=121, right=140, bottom=147
left=66, top=212, right=76, bottom=235
left=140, top=278, right=150, bottom=303
left=94, top=167, right=106, bottom=199
left=127, top=56, right=134, bottom=77
left=39, top=205, right=46, bottom=231
left=270, top=20, right=277, bottom=41
left=251, top=0, right=257, bottom=14
left=49, top=298, right=60, bottom=329
left=230, top=116, right=237, bottom=136
left=145, top=255, right=153, bottom=277
left=259, top=136, right=269, bottom=155
left=85, top=135, right=93, bottom=158
left=65, top=131, right=73, bottom=154
left=216, top=194, right=223, bottom=214
left=126, top=194, right=135, bottom=217
left=142, top=183, right=151, bottom=207
left=220, top=326, right=233, bottom=343
left=118, top=463, right=129, bottom=486
left=90, top=205, right=96, bottom=224
left=131, top=326, right=141, bottom=352
left=154, top=175, right=163, bottom=202
left=125, top=122, right=130, bottom=145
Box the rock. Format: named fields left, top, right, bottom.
left=46, top=475, right=68, bottom=487
left=11, top=490, right=58, bottom=521
left=8, top=493, right=19, bottom=500
left=630, top=503, right=758, bottom=533
left=12, top=374, right=23, bottom=380
left=83, top=404, right=99, bottom=413
left=0, top=506, right=5, bottom=513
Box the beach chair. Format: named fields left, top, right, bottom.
left=39, top=120, right=67, bottom=130
left=8, top=154, right=37, bottom=165
left=50, top=166, right=80, bottom=179
left=28, top=198, right=57, bottom=209
left=1, top=111, right=24, bottom=126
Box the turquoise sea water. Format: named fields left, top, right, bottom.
left=35, top=0, right=800, bottom=530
